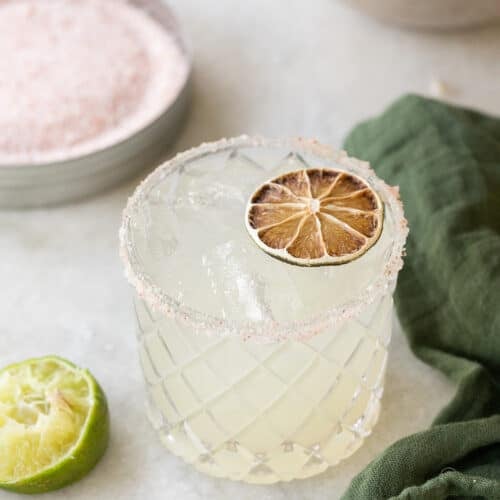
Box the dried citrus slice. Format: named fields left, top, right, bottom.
left=246, top=168, right=384, bottom=266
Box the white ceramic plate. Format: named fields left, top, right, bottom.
left=344, top=0, right=500, bottom=30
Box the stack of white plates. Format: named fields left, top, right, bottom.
left=0, top=0, right=191, bottom=209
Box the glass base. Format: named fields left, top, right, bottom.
left=137, top=293, right=392, bottom=483
left=147, top=396, right=382, bottom=483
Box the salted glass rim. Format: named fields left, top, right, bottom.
left=119, top=135, right=408, bottom=342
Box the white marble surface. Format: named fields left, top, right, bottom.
left=2, top=0, right=500, bottom=498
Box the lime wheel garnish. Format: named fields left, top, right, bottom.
left=246, top=168, right=384, bottom=266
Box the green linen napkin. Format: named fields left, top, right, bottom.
left=341, top=95, right=500, bottom=500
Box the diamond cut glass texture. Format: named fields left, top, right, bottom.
left=137, top=293, right=392, bottom=483
left=121, top=137, right=408, bottom=483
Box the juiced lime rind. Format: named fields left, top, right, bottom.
left=0, top=355, right=110, bottom=494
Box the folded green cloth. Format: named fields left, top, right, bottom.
left=341, top=95, right=500, bottom=500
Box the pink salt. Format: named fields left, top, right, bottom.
left=0, top=0, right=188, bottom=164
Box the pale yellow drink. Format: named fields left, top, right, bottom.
left=120, top=137, right=407, bottom=483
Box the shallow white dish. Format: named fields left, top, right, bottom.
left=344, top=0, right=500, bottom=30
left=0, top=0, right=191, bottom=209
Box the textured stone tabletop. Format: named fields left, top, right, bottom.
left=2, top=0, right=500, bottom=498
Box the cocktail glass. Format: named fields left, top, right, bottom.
left=120, top=136, right=408, bottom=483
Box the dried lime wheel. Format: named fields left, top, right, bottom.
left=246, top=168, right=384, bottom=266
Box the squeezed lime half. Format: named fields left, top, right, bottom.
left=0, top=355, right=109, bottom=494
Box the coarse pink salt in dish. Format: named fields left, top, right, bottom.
left=0, top=0, right=188, bottom=164
left=0, top=0, right=190, bottom=207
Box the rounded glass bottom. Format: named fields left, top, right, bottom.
left=136, top=293, right=392, bottom=483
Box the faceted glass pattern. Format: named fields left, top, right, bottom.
left=122, top=137, right=408, bottom=483
left=135, top=292, right=393, bottom=483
